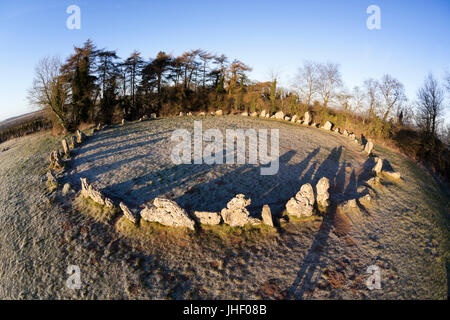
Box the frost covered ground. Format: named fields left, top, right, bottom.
left=0, top=115, right=448, bottom=299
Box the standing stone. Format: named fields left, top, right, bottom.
left=241, top=111, right=248, bottom=116
left=291, top=115, right=298, bottom=122
left=70, top=135, right=77, bottom=148
left=364, top=141, right=374, bottom=155
left=80, top=178, right=106, bottom=206
left=261, top=205, right=274, bottom=227
left=215, top=110, right=223, bottom=116
left=46, top=170, right=58, bottom=189
left=49, top=150, right=63, bottom=168
left=140, top=197, right=195, bottom=230
left=303, top=112, right=312, bottom=125
left=274, top=111, right=285, bottom=120
left=62, top=183, right=72, bottom=196
left=193, top=211, right=222, bottom=225
left=343, top=129, right=349, bottom=137
left=61, top=139, right=70, bottom=156
left=120, top=202, right=138, bottom=224
left=75, top=130, right=86, bottom=143
left=260, top=110, right=267, bottom=118
left=151, top=113, right=157, bottom=119
left=373, top=157, right=383, bottom=174
left=199, top=111, right=206, bottom=116
left=121, top=119, right=126, bottom=125
left=316, top=177, right=331, bottom=208
left=321, top=121, right=333, bottom=131
left=383, top=171, right=401, bottom=180
left=284, top=116, right=291, bottom=121
left=179, top=112, right=185, bottom=116
left=250, top=112, right=258, bottom=117
left=285, top=183, right=315, bottom=217
left=334, top=128, right=341, bottom=134
left=221, top=194, right=253, bottom=227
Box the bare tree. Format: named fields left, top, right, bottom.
left=293, top=61, right=318, bottom=106
left=378, top=74, right=407, bottom=122
left=350, top=86, right=365, bottom=114
left=28, top=56, right=69, bottom=131
left=363, top=78, right=380, bottom=119
left=415, top=73, right=444, bottom=137
left=316, top=62, right=343, bottom=108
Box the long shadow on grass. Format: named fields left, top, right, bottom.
left=108, top=148, right=322, bottom=214
left=287, top=150, right=378, bottom=299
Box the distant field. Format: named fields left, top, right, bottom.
left=0, top=110, right=45, bottom=131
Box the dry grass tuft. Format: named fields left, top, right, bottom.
left=73, top=195, right=119, bottom=224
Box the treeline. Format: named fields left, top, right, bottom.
left=0, top=114, right=52, bottom=145
left=27, top=39, right=449, bottom=181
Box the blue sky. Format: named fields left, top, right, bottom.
left=0, top=0, right=449, bottom=122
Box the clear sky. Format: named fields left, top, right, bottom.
left=0, top=0, right=449, bottom=122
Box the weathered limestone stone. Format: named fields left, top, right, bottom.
left=316, top=177, right=331, bottom=208
left=321, top=121, right=333, bottom=131
left=250, top=111, right=258, bottom=117
left=373, top=157, right=383, bottom=173
left=179, top=112, right=185, bottom=116
left=260, top=110, right=267, bottom=118
left=46, top=170, right=58, bottom=190
left=61, top=139, right=70, bottom=156
left=199, top=111, right=206, bottom=116
left=359, top=194, right=372, bottom=204
left=121, top=119, right=126, bottom=125
left=215, top=110, right=223, bottom=116
left=345, top=199, right=357, bottom=208
left=367, top=176, right=381, bottom=187
left=141, top=115, right=149, bottom=120
left=383, top=171, right=401, bottom=180
left=274, top=111, right=285, bottom=120
left=285, top=183, right=315, bottom=217
left=75, top=130, right=86, bottom=143
left=284, top=116, right=291, bottom=121
left=80, top=178, right=106, bottom=206
left=349, top=133, right=356, bottom=140
left=140, top=197, right=195, bottom=230
left=221, top=194, right=253, bottom=227
left=343, top=129, right=349, bottom=137
left=70, top=135, right=77, bottom=148
left=296, top=119, right=302, bottom=124
left=334, top=128, right=341, bottom=134
left=104, top=197, right=114, bottom=209
left=364, top=141, right=374, bottom=155
left=49, top=150, right=63, bottom=168
left=151, top=113, right=157, bottom=119
left=261, top=205, right=273, bottom=227
left=193, top=211, right=221, bottom=225
left=62, top=183, right=72, bottom=196
left=120, top=202, right=138, bottom=224
left=311, top=123, right=318, bottom=128
left=265, top=113, right=269, bottom=118
left=291, top=115, right=298, bottom=122
left=303, top=112, right=312, bottom=125
left=241, top=111, right=248, bottom=116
